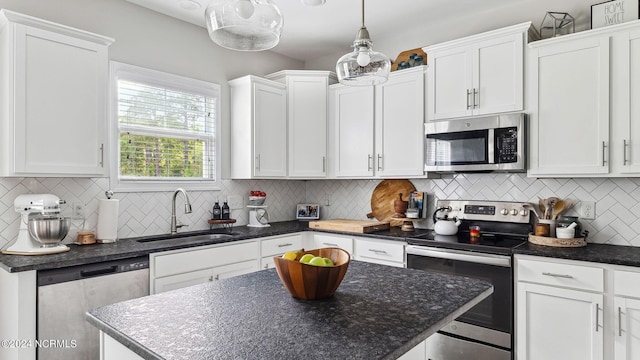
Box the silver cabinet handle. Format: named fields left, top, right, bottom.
left=473, top=88, right=479, bottom=109
left=322, top=156, right=326, bottom=172
left=542, top=272, right=574, bottom=279
left=602, top=141, right=607, bottom=166
left=369, top=249, right=388, bottom=255
left=322, top=242, right=339, bottom=247
left=277, top=243, right=293, bottom=248
left=367, top=154, right=373, bottom=171
left=619, top=307, right=623, bottom=336
left=623, top=140, right=629, bottom=165
left=99, top=144, right=104, bottom=167
left=596, top=303, right=600, bottom=332
left=466, top=89, right=472, bottom=109
left=377, top=153, right=383, bottom=171
left=209, top=275, right=219, bottom=281
left=256, top=154, right=261, bottom=171
left=264, top=263, right=269, bottom=269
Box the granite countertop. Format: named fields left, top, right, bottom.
left=0, top=221, right=419, bottom=273
left=513, top=242, right=640, bottom=267
left=86, top=260, right=493, bottom=360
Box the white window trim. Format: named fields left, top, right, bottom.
left=109, top=61, right=221, bottom=192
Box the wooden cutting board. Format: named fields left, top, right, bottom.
left=367, top=179, right=416, bottom=226
left=308, top=219, right=390, bottom=233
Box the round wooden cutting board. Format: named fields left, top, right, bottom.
left=367, top=179, right=416, bottom=226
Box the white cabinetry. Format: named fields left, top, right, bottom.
left=528, top=20, right=640, bottom=177
left=311, top=233, right=354, bottom=254
left=150, top=240, right=259, bottom=294
left=424, top=22, right=531, bottom=121
left=260, top=233, right=304, bottom=270
left=266, top=71, right=337, bottom=178
left=330, top=66, right=426, bottom=178
left=514, top=255, right=640, bottom=360
left=353, top=236, right=405, bottom=267
left=229, top=76, right=287, bottom=178
left=0, top=10, right=113, bottom=177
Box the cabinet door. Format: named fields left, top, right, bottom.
left=516, top=282, right=604, bottom=360
left=426, top=46, right=473, bottom=120
left=528, top=36, right=610, bottom=176
left=254, top=82, right=287, bottom=177
left=312, top=233, right=354, bottom=254
left=211, top=260, right=259, bottom=281
left=618, top=30, right=640, bottom=174
left=614, top=297, right=640, bottom=360
left=288, top=76, right=328, bottom=178
left=473, top=33, right=524, bottom=116
left=332, top=85, right=375, bottom=177
left=13, top=25, right=107, bottom=176
left=375, top=68, right=425, bottom=177
left=154, top=268, right=214, bottom=294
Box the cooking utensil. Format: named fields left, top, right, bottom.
left=538, top=197, right=546, bottom=218
left=28, top=215, right=70, bottom=248
left=367, top=179, right=416, bottom=226
left=552, top=200, right=566, bottom=220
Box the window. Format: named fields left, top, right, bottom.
left=110, top=62, right=221, bottom=191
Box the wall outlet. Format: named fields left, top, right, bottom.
left=72, top=202, right=85, bottom=219
left=324, top=193, right=331, bottom=206
left=227, top=195, right=243, bottom=210
left=581, top=201, right=596, bottom=220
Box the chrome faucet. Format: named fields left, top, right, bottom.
left=171, top=188, right=192, bottom=234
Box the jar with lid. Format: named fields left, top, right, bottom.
left=413, top=55, right=424, bottom=67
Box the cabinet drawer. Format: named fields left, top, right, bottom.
left=614, top=269, right=640, bottom=298
left=260, top=234, right=304, bottom=257
left=313, top=234, right=354, bottom=254
left=517, top=258, right=603, bottom=292
left=153, top=241, right=258, bottom=278
left=354, top=238, right=405, bottom=264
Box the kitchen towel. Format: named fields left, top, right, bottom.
left=96, top=198, right=119, bottom=243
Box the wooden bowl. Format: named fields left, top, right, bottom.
left=273, top=247, right=350, bottom=300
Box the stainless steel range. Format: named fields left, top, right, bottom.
left=406, top=200, right=534, bottom=360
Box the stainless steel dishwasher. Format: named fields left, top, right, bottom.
left=37, top=256, right=149, bottom=360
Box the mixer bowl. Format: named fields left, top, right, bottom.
left=28, top=216, right=70, bottom=247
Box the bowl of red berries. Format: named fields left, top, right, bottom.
left=248, top=190, right=266, bottom=206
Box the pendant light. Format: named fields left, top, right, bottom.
left=205, top=0, right=283, bottom=51
left=301, top=0, right=326, bottom=5
left=336, top=0, right=390, bottom=86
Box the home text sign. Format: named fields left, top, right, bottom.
left=591, top=0, right=640, bottom=28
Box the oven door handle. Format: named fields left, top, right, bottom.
left=406, top=246, right=511, bottom=267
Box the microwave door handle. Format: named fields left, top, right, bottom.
left=488, top=128, right=495, bottom=164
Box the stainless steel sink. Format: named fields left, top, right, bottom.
left=137, top=233, right=235, bottom=244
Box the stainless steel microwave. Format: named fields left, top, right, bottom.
left=424, top=113, right=526, bottom=173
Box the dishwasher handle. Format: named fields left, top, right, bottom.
left=80, top=265, right=118, bottom=278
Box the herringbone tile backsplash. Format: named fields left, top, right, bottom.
left=1, top=174, right=639, bottom=249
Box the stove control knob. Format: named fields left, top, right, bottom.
left=511, top=209, right=519, bottom=216
left=519, top=208, right=528, bottom=216
left=500, top=208, right=509, bottom=215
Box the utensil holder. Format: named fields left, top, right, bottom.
left=537, top=219, right=556, bottom=237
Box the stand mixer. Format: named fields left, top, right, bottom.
left=3, top=194, right=71, bottom=255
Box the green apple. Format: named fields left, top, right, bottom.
left=299, top=254, right=314, bottom=264
left=308, top=256, right=328, bottom=267
left=323, top=257, right=334, bottom=266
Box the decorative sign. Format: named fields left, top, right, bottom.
left=591, top=0, right=640, bottom=28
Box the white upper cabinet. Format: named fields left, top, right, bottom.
left=330, top=66, right=426, bottom=178
left=527, top=20, right=640, bottom=177
left=266, top=71, right=337, bottom=179
left=424, top=22, right=532, bottom=121
left=229, top=75, right=287, bottom=179
left=0, top=10, right=113, bottom=177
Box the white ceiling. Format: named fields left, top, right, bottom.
left=126, top=0, right=594, bottom=62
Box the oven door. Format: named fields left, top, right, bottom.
left=406, top=245, right=512, bottom=348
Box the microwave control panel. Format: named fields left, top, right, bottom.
left=495, top=127, right=518, bottom=163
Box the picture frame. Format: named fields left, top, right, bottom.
left=591, top=0, right=640, bottom=29
left=296, top=204, right=320, bottom=220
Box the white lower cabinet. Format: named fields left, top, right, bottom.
left=515, top=255, right=640, bottom=360
left=260, top=233, right=304, bottom=270
left=150, top=240, right=259, bottom=294
left=311, top=233, right=354, bottom=254
left=398, top=340, right=426, bottom=360
left=353, top=236, right=406, bottom=267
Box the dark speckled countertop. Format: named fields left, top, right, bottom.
left=513, top=242, right=640, bottom=267
left=86, top=260, right=493, bottom=360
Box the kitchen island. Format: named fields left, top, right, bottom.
left=87, top=260, right=492, bottom=360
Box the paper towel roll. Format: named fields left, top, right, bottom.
left=96, top=199, right=119, bottom=243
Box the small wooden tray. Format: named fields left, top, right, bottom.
left=528, top=234, right=587, bottom=248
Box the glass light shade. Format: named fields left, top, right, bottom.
left=301, top=0, right=326, bottom=5
left=205, top=0, right=283, bottom=51
left=336, top=40, right=391, bottom=86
